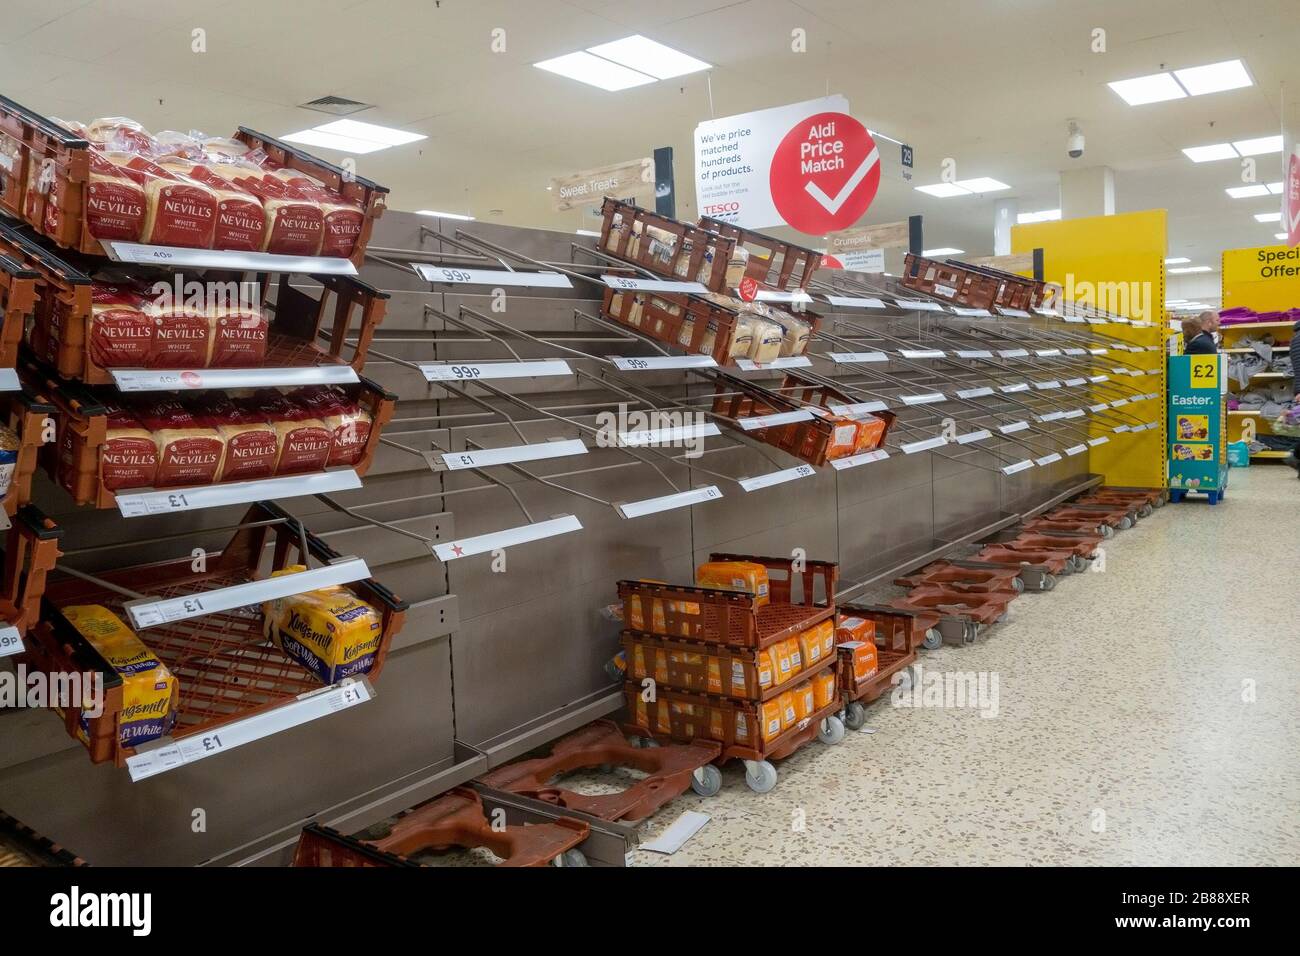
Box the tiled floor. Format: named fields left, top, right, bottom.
left=626, top=465, right=1300, bottom=866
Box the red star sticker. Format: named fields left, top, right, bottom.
left=451, top=543, right=464, bottom=557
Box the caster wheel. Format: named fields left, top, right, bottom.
left=995, top=611, right=1009, bottom=624
left=552, top=848, right=589, bottom=867
left=1139, top=505, right=1153, bottom=518
left=963, top=622, right=979, bottom=643
left=1153, top=496, right=1166, bottom=508
left=1068, top=554, right=1086, bottom=573
left=1011, top=576, right=1025, bottom=593
left=843, top=701, right=867, bottom=730
left=690, top=764, right=723, bottom=797
left=1117, top=516, right=1134, bottom=531
left=818, top=715, right=846, bottom=745
left=744, top=760, right=779, bottom=794
left=1041, top=574, right=1058, bottom=591
left=1099, top=524, right=1114, bottom=538
left=894, top=666, right=916, bottom=692
left=643, top=739, right=660, bottom=748
left=922, top=627, right=943, bottom=650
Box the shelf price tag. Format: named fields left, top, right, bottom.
left=104, top=241, right=358, bottom=275
left=113, top=365, right=359, bottom=392
left=734, top=356, right=813, bottom=371
left=432, top=515, right=583, bottom=561
left=998, top=349, right=1030, bottom=358
left=739, top=464, right=816, bottom=492
left=999, top=308, right=1031, bottom=318
left=124, top=557, right=371, bottom=630
left=893, top=299, right=947, bottom=311
left=618, top=423, right=720, bottom=446
left=0, top=369, right=20, bottom=393
left=1000, top=383, right=1031, bottom=393
left=955, top=429, right=992, bottom=445
left=900, top=349, right=946, bottom=359
left=415, top=264, right=573, bottom=287
left=125, top=679, right=375, bottom=782
left=600, top=274, right=707, bottom=293
left=1033, top=380, right=1063, bottom=390
left=824, top=296, right=888, bottom=309
left=615, top=486, right=723, bottom=519
left=952, top=306, right=991, bottom=317
left=899, top=392, right=947, bottom=406
left=421, top=360, right=572, bottom=382
left=0, top=626, right=23, bottom=659
left=828, top=352, right=888, bottom=364
left=1087, top=437, right=1110, bottom=447
left=1065, top=444, right=1088, bottom=456
left=828, top=401, right=890, bottom=417
left=901, top=436, right=949, bottom=454
left=1064, top=348, right=1088, bottom=356
left=956, top=387, right=995, bottom=399
left=999, top=421, right=1030, bottom=434
left=830, top=449, right=890, bottom=470
left=955, top=350, right=994, bottom=359
left=431, top=438, right=588, bottom=471
left=737, top=410, right=814, bottom=430
left=114, top=470, right=362, bottom=518
left=609, top=355, right=717, bottom=371
left=1001, top=460, right=1036, bottom=475
left=1035, top=453, right=1063, bottom=466
left=1064, top=378, right=1087, bottom=387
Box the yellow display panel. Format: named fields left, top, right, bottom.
left=1221, top=244, right=1300, bottom=312
left=1012, top=210, right=1167, bottom=489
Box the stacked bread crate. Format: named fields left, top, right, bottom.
left=619, top=553, right=845, bottom=793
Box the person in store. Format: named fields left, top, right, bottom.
left=1182, top=311, right=1219, bottom=354
left=1288, top=317, right=1300, bottom=477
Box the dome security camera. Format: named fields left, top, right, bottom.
left=1067, top=120, right=1085, bottom=160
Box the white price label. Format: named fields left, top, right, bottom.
left=1035, top=453, right=1063, bottom=465
left=1064, top=348, right=1087, bottom=356
left=955, top=350, right=994, bottom=359
left=900, top=349, right=946, bottom=359
left=1090, top=403, right=1110, bottom=412
left=415, top=264, right=572, bottom=287
left=115, top=470, right=362, bottom=517
left=113, top=365, right=358, bottom=391
left=1034, top=380, right=1063, bottom=390
left=828, top=401, right=890, bottom=417
left=105, top=242, right=357, bottom=275
left=1065, top=378, right=1087, bottom=387
left=435, top=438, right=587, bottom=471
left=0, top=626, right=23, bottom=658
left=825, top=296, right=888, bottom=309
left=1000, top=383, right=1031, bottom=393
left=999, top=349, right=1030, bottom=358
left=610, top=355, right=717, bottom=371
left=421, top=361, right=572, bottom=382
left=893, top=299, right=946, bottom=311
left=952, top=307, right=991, bottom=317
left=739, top=464, right=816, bottom=492
left=737, top=410, right=814, bottom=430
left=828, top=352, right=889, bottom=364
left=433, top=515, right=583, bottom=560
left=600, top=274, right=707, bottom=293
left=956, top=387, right=995, bottom=399
left=1111, top=398, right=1129, bottom=407
left=900, top=392, right=947, bottom=406
left=999, top=308, right=1031, bottom=318
left=1113, top=424, right=1131, bottom=433
left=955, top=429, right=992, bottom=445
left=1000, top=421, right=1030, bottom=434
left=1065, top=444, right=1088, bottom=456
left=1001, top=460, right=1036, bottom=475
left=615, top=486, right=723, bottom=519
left=830, top=449, right=890, bottom=470
left=734, top=356, right=813, bottom=370
left=1087, top=437, right=1110, bottom=447
left=901, top=436, right=948, bottom=454
left=1035, top=349, right=1062, bottom=357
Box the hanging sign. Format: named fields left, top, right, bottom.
left=551, top=157, right=654, bottom=212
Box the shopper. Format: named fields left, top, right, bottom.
left=1288, top=317, right=1300, bottom=477
left=1183, top=311, right=1219, bottom=354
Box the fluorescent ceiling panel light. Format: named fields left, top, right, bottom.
left=1226, top=185, right=1269, bottom=198
left=1173, top=59, right=1252, bottom=96
left=1232, top=135, right=1283, bottom=156
left=954, top=177, right=1010, bottom=192
left=1255, top=211, right=1283, bottom=222
left=280, top=128, right=389, bottom=154
left=923, top=247, right=964, bottom=256
left=415, top=210, right=474, bottom=220
left=1182, top=143, right=1237, bottom=162
left=1108, top=72, right=1187, bottom=105
left=576, top=229, right=601, bottom=236
left=314, top=119, right=425, bottom=147
left=914, top=183, right=969, bottom=198
left=1277, top=233, right=1289, bottom=241
left=1267, top=182, right=1284, bottom=194
left=533, top=51, right=656, bottom=91
left=1017, top=209, right=1061, bottom=224
left=1165, top=257, right=1190, bottom=264
left=586, top=35, right=710, bottom=79
left=1168, top=265, right=1212, bottom=273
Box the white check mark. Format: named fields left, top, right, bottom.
left=1288, top=202, right=1300, bottom=233
left=804, top=147, right=880, bottom=214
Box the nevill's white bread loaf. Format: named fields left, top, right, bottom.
left=98, top=404, right=158, bottom=491
left=146, top=302, right=213, bottom=368
left=135, top=399, right=223, bottom=487
left=209, top=307, right=269, bottom=367
left=123, top=156, right=218, bottom=249
left=240, top=390, right=331, bottom=475
left=194, top=395, right=277, bottom=482
left=292, top=387, right=373, bottom=466
left=85, top=151, right=147, bottom=242
left=265, top=168, right=364, bottom=259
left=181, top=164, right=267, bottom=252
left=87, top=282, right=153, bottom=369
left=226, top=171, right=324, bottom=256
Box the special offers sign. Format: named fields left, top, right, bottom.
left=694, top=95, right=881, bottom=235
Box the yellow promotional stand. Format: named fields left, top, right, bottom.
left=1013, top=210, right=1168, bottom=489
left=1220, top=243, right=1299, bottom=461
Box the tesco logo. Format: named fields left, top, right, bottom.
left=703, top=202, right=740, bottom=215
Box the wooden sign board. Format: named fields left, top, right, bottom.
left=965, top=252, right=1034, bottom=274
left=826, top=220, right=910, bottom=253
left=551, top=158, right=654, bottom=212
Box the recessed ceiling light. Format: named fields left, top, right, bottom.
left=283, top=119, right=426, bottom=154
left=915, top=183, right=971, bottom=198
left=1182, top=143, right=1238, bottom=163
left=1267, top=182, right=1284, bottom=194
left=586, top=35, right=710, bottom=80
left=1108, top=72, right=1187, bottom=106
left=953, top=177, right=1010, bottom=193
left=575, top=229, right=602, bottom=237
left=1017, top=209, right=1061, bottom=224
left=1277, top=233, right=1289, bottom=241
left=1226, top=185, right=1270, bottom=198
left=415, top=210, right=475, bottom=220
left=534, top=51, right=656, bottom=91
left=1165, top=257, right=1191, bottom=264
left=924, top=247, right=964, bottom=256
left=1172, top=59, right=1252, bottom=96
left=1255, top=211, right=1282, bottom=222
left=1232, top=135, right=1282, bottom=156
left=1168, top=265, right=1212, bottom=274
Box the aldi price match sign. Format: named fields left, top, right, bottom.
left=1167, top=354, right=1227, bottom=495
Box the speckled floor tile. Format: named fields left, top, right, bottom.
left=617, top=466, right=1300, bottom=867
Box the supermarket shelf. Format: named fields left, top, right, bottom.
left=1250, top=371, right=1293, bottom=379
left=100, top=241, right=359, bottom=276
left=1222, top=346, right=1286, bottom=353
left=1229, top=410, right=1262, bottom=416
left=114, top=468, right=363, bottom=518
left=1220, top=321, right=1297, bottom=331
left=1251, top=450, right=1292, bottom=459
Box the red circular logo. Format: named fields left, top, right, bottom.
left=737, top=276, right=759, bottom=301
left=820, top=254, right=844, bottom=270
left=769, top=112, right=880, bottom=235
left=180, top=371, right=203, bottom=388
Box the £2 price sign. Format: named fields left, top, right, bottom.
left=769, top=113, right=880, bottom=235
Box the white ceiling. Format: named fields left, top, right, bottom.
left=4, top=0, right=1298, bottom=297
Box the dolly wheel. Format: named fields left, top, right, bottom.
left=1099, top=524, right=1114, bottom=538
left=922, top=628, right=943, bottom=651
left=1041, top=574, right=1057, bottom=591
left=744, top=760, right=779, bottom=793
left=818, top=714, right=846, bottom=745
left=1153, top=496, right=1166, bottom=508
left=895, top=666, right=916, bottom=692
left=1011, top=576, right=1025, bottom=593
left=690, top=764, right=723, bottom=798
left=552, top=848, right=589, bottom=867
left=1139, top=504, right=1153, bottom=518
left=1117, top=516, right=1134, bottom=531
left=995, top=611, right=1009, bottom=624
left=843, top=701, right=867, bottom=731
left=1068, top=554, right=1086, bottom=573
left=642, top=739, right=660, bottom=748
